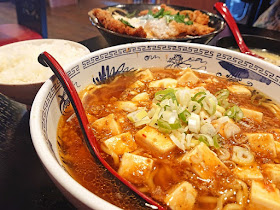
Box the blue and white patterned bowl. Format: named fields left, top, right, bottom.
left=30, top=41, right=280, bottom=209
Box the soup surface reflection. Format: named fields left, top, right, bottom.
left=57, top=68, right=280, bottom=210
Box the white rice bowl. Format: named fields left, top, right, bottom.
left=0, top=39, right=90, bottom=84
left=0, top=39, right=90, bottom=105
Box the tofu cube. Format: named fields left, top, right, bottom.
left=164, top=181, right=197, bottom=210
left=131, top=92, right=149, bottom=102
left=263, top=164, right=280, bottom=187
left=92, top=114, right=121, bottom=137
left=103, top=132, right=137, bottom=156
left=149, top=78, right=177, bottom=88
left=241, top=108, right=263, bottom=123
left=177, top=71, right=199, bottom=86
left=135, top=126, right=176, bottom=155
left=136, top=69, right=153, bottom=81
left=116, top=101, right=138, bottom=112
left=249, top=181, right=280, bottom=210
left=233, top=164, right=263, bottom=182
left=129, top=80, right=145, bottom=88
left=227, top=85, right=251, bottom=97
left=181, top=143, right=230, bottom=179
left=246, top=133, right=276, bottom=158
left=275, top=141, right=280, bottom=157
left=118, top=153, right=154, bottom=184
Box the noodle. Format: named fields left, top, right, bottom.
left=262, top=102, right=280, bottom=119
left=101, top=144, right=120, bottom=165
left=198, top=196, right=218, bottom=203
left=218, top=148, right=231, bottom=160
left=215, top=189, right=235, bottom=210
left=223, top=203, right=242, bottom=210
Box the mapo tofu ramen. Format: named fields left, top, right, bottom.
left=57, top=68, right=280, bottom=210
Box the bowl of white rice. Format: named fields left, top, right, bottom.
left=0, top=39, right=90, bottom=105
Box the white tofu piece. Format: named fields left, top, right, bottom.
left=131, top=92, right=149, bottom=102
left=149, top=78, right=177, bottom=88
left=164, top=181, right=197, bottom=210
left=92, top=114, right=121, bottom=137
left=103, top=132, right=137, bottom=156
left=263, top=164, right=280, bottom=187
left=227, top=85, right=251, bottom=97
left=233, top=164, right=263, bottom=182
left=177, top=71, right=199, bottom=86
left=275, top=141, right=280, bottom=157
left=181, top=142, right=230, bottom=179
left=246, top=133, right=276, bottom=158
left=118, top=153, right=154, bottom=184
left=136, top=69, right=153, bottom=81
left=129, top=80, right=145, bottom=88
left=249, top=181, right=280, bottom=210
left=135, top=126, right=176, bottom=155
left=241, top=108, right=263, bottom=123
left=116, top=101, right=138, bottom=112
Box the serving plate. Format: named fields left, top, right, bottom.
left=89, top=4, right=225, bottom=46
left=30, top=41, right=280, bottom=209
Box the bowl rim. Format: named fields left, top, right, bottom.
left=30, top=41, right=280, bottom=210
left=89, top=3, right=226, bottom=41
left=0, top=38, right=90, bottom=86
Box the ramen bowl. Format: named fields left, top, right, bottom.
left=0, top=39, right=90, bottom=105
left=89, top=4, right=225, bottom=46
left=30, top=41, right=280, bottom=209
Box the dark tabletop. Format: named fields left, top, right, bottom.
left=0, top=24, right=279, bottom=210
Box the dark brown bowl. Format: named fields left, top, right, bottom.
left=89, top=4, right=225, bottom=46
left=216, top=35, right=280, bottom=55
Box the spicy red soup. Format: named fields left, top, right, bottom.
left=57, top=68, right=280, bottom=210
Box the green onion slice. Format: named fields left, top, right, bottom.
left=213, top=134, right=220, bottom=149
left=178, top=109, right=191, bottom=123
left=215, top=89, right=231, bottom=109
left=198, top=135, right=210, bottom=146
left=192, top=91, right=206, bottom=103
left=153, top=8, right=165, bottom=18
left=119, top=18, right=135, bottom=28
left=202, top=96, right=216, bottom=116
left=224, top=105, right=244, bottom=122
left=188, top=101, right=201, bottom=114
left=155, top=88, right=177, bottom=102
left=148, top=9, right=193, bottom=25
left=157, top=118, right=181, bottom=133
left=126, top=10, right=137, bottom=18
left=215, top=89, right=230, bottom=100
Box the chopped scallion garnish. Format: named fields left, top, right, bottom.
left=119, top=18, right=135, bottom=28
left=178, top=109, right=191, bottom=123
left=224, top=105, right=243, bottom=122
left=148, top=9, right=193, bottom=25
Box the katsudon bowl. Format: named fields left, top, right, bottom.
left=89, top=4, right=225, bottom=46
left=30, top=41, right=280, bottom=210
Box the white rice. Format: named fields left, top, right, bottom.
left=0, top=40, right=89, bottom=84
